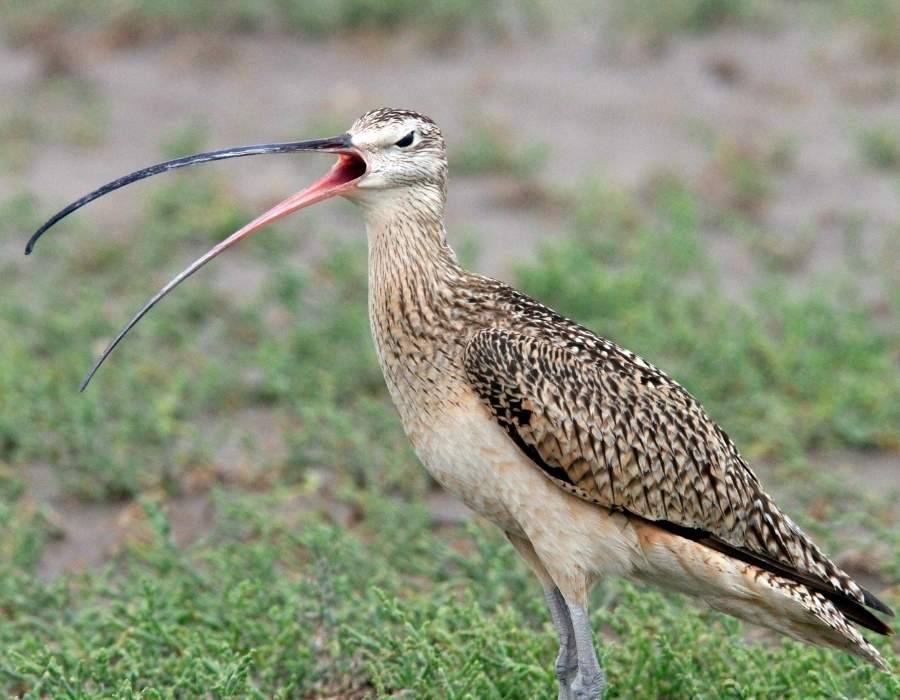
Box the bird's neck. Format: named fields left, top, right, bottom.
left=360, top=186, right=463, bottom=294
left=360, top=188, right=475, bottom=416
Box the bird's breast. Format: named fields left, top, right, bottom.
left=401, top=391, right=531, bottom=534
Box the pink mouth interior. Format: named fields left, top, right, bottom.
left=287, top=151, right=366, bottom=205
left=330, top=152, right=367, bottom=187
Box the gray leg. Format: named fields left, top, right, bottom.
left=568, top=603, right=605, bottom=700
left=544, top=586, right=577, bottom=700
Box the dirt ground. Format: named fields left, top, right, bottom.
left=2, top=14, right=898, bottom=577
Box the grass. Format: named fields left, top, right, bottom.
left=5, top=0, right=900, bottom=63
left=610, top=0, right=773, bottom=50
left=0, top=78, right=107, bottom=172
left=1, top=137, right=898, bottom=695
left=835, top=0, right=900, bottom=62
left=609, top=0, right=900, bottom=59
left=615, top=0, right=763, bottom=32
left=693, top=132, right=796, bottom=221
left=450, top=123, right=548, bottom=178
left=0, top=487, right=897, bottom=698
left=858, top=125, right=900, bottom=170
left=2, top=0, right=533, bottom=45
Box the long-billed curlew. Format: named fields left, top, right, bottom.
left=27, top=108, right=893, bottom=698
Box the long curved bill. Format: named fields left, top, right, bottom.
left=25, top=133, right=367, bottom=391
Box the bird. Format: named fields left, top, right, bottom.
left=26, top=107, right=894, bottom=698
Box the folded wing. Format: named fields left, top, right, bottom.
left=463, top=326, right=892, bottom=633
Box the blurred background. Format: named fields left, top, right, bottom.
left=0, top=2, right=898, bottom=697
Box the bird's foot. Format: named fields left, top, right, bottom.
left=557, top=684, right=575, bottom=700
left=555, top=643, right=578, bottom=700
left=571, top=668, right=606, bottom=700
left=556, top=674, right=578, bottom=700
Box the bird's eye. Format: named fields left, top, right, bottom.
left=395, top=131, right=415, bottom=148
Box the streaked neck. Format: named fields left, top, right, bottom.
left=359, top=185, right=462, bottom=285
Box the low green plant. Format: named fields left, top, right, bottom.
left=2, top=0, right=525, bottom=44
left=451, top=124, right=548, bottom=178
left=858, top=125, right=900, bottom=170
left=837, top=0, right=900, bottom=61
left=612, top=0, right=771, bottom=47
left=0, top=487, right=895, bottom=698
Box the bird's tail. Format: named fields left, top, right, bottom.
left=709, top=569, right=890, bottom=671
left=634, top=521, right=891, bottom=670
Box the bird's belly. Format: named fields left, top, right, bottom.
left=400, top=394, right=646, bottom=575
left=404, top=397, right=525, bottom=533
left=400, top=395, right=813, bottom=618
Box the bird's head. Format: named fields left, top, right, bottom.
left=24, top=107, right=446, bottom=389
left=346, top=108, right=447, bottom=203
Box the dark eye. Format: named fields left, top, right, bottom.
left=395, top=131, right=415, bottom=148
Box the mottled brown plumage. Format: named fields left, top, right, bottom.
left=353, top=109, right=892, bottom=680
left=366, top=218, right=892, bottom=669
left=463, top=323, right=892, bottom=633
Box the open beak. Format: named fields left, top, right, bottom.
left=24, top=133, right=367, bottom=390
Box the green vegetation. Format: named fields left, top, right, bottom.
left=0, top=79, right=107, bottom=172
left=611, top=0, right=772, bottom=48
left=835, top=0, right=900, bottom=61
left=616, top=0, right=761, bottom=32
left=609, top=0, right=900, bottom=56
left=2, top=0, right=530, bottom=44
left=858, top=125, right=900, bottom=170
left=692, top=132, right=797, bottom=221
left=1, top=488, right=897, bottom=698
left=5, top=0, right=900, bottom=61
left=451, top=123, right=548, bottom=178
